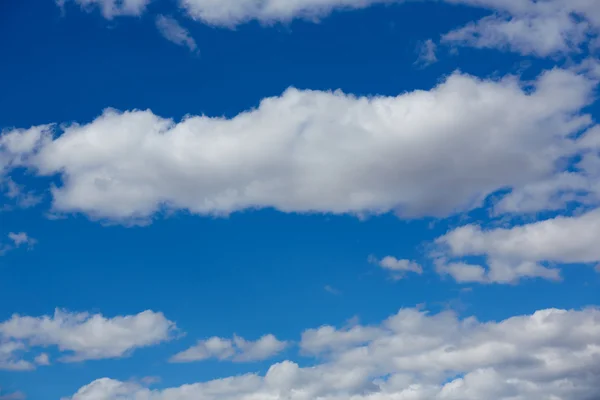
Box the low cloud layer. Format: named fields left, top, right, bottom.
left=67, top=306, right=600, bottom=400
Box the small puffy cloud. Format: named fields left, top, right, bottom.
left=7, top=233, right=35, bottom=248
left=33, top=353, right=50, bottom=366
left=434, top=208, right=600, bottom=283
left=0, top=309, right=176, bottom=364
left=155, top=15, right=198, bottom=53
left=171, top=334, right=287, bottom=363
left=369, top=255, right=423, bottom=279
left=57, top=0, right=150, bottom=19
left=67, top=306, right=600, bottom=400
left=1, top=68, right=596, bottom=224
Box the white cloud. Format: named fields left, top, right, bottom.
left=0, top=341, right=34, bottom=371
left=58, top=0, right=151, bottom=19
left=442, top=0, right=600, bottom=56
left=0, top=309, right=176, bottom=363
left=34, top=353, right=50, bottom=366
left=67, top=306, right=600, bottom=400
left=179, top=0, right=394, bottom=27
left=415, top=39, right=438, bottom=67
left=1, top=68, right=596, bottom=223
left=171, top=334, right=287, bottom=363
left=434, top=208, right=600, bottom=283
left=7, top=233, right=35, bottom=248
left=2, top=178, right=42, bottom=209
left=155, top=15, right=198, bottom=53
left=0, top=232, right=37, bottom=256
left=369, top=255, right=423, bottom=279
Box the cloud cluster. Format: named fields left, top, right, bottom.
left=66, top=306, right=600, bottom=400
left=171, top=334, right=288, bottom=363
left=0, top=309, right=176, bottom=369
left=1, top=68, right=596, bottom=223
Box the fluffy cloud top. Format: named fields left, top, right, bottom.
left=67, top=306, right=600, bottom=400
left=171, top=334, right=288, bottom=363
left=1, top=68, right=596, bottom=223
left=0, top=309, right=176, bottom=364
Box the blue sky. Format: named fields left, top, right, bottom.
left=1, top=1, right=600, bottom=399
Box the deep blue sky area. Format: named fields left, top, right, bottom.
left=1, top=1, right=599, bottom=400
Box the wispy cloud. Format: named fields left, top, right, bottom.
left=155, top=15, right=198, bottom=54
left=414, top=39, right=438, bottom=67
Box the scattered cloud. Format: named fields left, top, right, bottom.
left=170, top=334, right=288, bottom=363
left=2, top=178, right=42, bottom=210
left=33, top=353, right=50, bottom=366
left=414, top=39, right=438, bottom=67
left=434, top=208, right=600, bottom=284
left=67, top=306, right=600, bottom=400
left=442, top=0, right=600, bottom=56
left=1, top=68, right=596, bottom=224
left=0, top=341, right=34, bottom=371
left=369, top=255, right=423, bottom=279
left=155, top=15, right=198, bottom=53
left=139, top=376, right=161, bottom=386
left=0, top=309, right=176, bottom=365
left=57, top=0, right=151, bottom=19
left=8, top=233, right=35, bottom=248
left=0, top=232, right=36, bottom=256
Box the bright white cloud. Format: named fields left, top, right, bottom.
left=171, top=334, right=287, bottom=363
left=1, top=68, right=596, bottom=223
left=369, top=255, right=423, bottom=279
left=155, top=15, right=198, bottom=53
left=434, top=207, right=600, bottom=283
left=57, top=0, right=151, bottom=19
left=0, top=309, right=176, bottom=363
left=67, top=306, right=600, bottom=400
